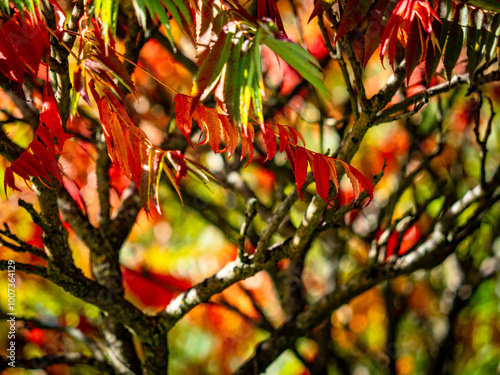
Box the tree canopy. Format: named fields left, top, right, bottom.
left=0, top=0, right=500, bottom=374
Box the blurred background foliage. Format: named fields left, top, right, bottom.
left=1, top=0, right=500, bottom=373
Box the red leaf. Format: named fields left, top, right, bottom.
left=261, top=124, right=277, bottom=161
left=41, top=83, right=72, bottom=152
left=257, top=0, right=287, bottom=36
left=1, top=15, right=47, bottom=76
left=294, top=146, right=309, bottom=200
left=122, top=266, right=191, bottom=310
left=63, top=176, right=87, bottom=214
left=405, top=18, right=424, bottom=83
left=312, top=153, right=330, bottom=203
left=4, top=167, right=20, bottom=193
left=19, top=151, right=50, bottom=182
left=335, top=0, right=371, bottom=42
left=0, top=31, right=25, bottom=82
left=35, top=124, right=56, bottom=155
left=47, top=0, right=67, bottom=38
left=74, top=65, right=90, bottom=104
left=277, top=124, right=290, bottom=153
left=168, top=150, right=189, bottom=183
left=364, top=0, right=393, bottom=67
left=30, top=141, right=62, bottom=184
left=308, top=0, right=334, bottom=24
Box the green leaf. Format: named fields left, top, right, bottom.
left=191, top=24, right=235, bottom=113
left=465, top=0, right=500, bottom=13
left=224, top=34, right=244, bottom=126
left=0, top=0, right=9, bottom=14
left=142, top=0, right=176, bottom=49
left=466, top=9, right=483, bottom=80
left=443, top=4, right=466, bottom=81
left=263, top=35, right=330, bottom=100
left=483, top=13, right=500, bottom=65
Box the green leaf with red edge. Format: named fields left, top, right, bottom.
left=294, top=146, right=309, bottom=200
left=335, top=0, right=372, bottom=43
left=443, top=4, right=466, bottom=81
left=191, top=23, right=235, bottom=113
left=261, top=124, right=277, bottom=161
left=312, top=153, right=330, bottom=203
left=174, top=94, right=194, bottom=146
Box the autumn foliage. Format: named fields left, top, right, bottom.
left=1, top=0, right=500, bottom=374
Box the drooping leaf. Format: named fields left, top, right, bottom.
left=308, top=0, right=335, bottom=23
left=263, top=35, right=330, bottom=99
left=466, top=8, right=483, bottom=80
left=191, top=22, right=236, bottom=113
left=443, top=4, right=466, bottom=81
left=312, top=153, right=331, bottom=203
left=294, top=146, right=308, bottom=200
left=174, top=94, right=194, bottom=146
left=257, top=0, right=287, bottom=36
left=364, top=0, right=394, bottom=66
left=339, top=160, right=374, bottom=204
left=260, top=124, right=277, bottom=161
left=335, top=0, right=372, bottom=42
left=483, top=14, right=500, bottom=65
left=240, top=123, right=255, bottom=165
left=218, top=114, right=239, bottom=158
left=405, top=19, right=424, bottom=82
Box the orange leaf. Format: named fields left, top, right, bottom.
left=174, top=94, right=194, bottom=146
left=240, top=123, right=255, bottom=165
left=218, top=114, right=239, bottom=157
